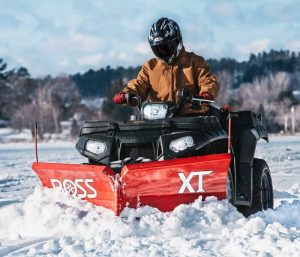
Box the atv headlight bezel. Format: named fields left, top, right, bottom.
left=85, top=139, right=106, bottom=155
left=169, top=136, right=195, bottom=153
left=142, top=103, right=169, bottom=120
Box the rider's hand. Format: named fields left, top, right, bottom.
left=113, top=92, right=126, bottom=104
left=220, top=104, right=231, bottom=113
left=199, top=92, right=214, bottom=101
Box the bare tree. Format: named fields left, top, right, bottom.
left=34, top=76, right=80, bottom=133
left=294, top=105, right=300, bottom=131
left=0, top=69, right=36, bottom=119
left=11, top=75, right=81, bottom=139
left=236, top=72, right=292, bottom=131
left=238, top=72, right=290, bottom=109
left=215, top=70, right=234, bottom=106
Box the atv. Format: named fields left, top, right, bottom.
left=32, top=89, right=273, bottom=217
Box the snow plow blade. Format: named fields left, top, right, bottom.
left=32, top=153, right=231, bottom=215
left=32, top=162, right=116, bottom=212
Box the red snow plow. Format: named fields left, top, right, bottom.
left=33, top=153, right=230, bottom=215
left=32, top=93, right=274, bottom=216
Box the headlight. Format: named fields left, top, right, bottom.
left=85, top=140, right=106, bottom=155
left=143, top=103, right=168, bottom=120
left=169, top=136, right=194, bottom=153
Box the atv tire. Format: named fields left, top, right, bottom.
left=238, top=158, right=273, bottom=217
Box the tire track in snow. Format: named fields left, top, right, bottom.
left=0, top=237, right=55, bottom=256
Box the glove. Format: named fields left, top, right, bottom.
left=220, top=104, right=231, bottom=113
left=113, top=92, right=126, bottom=104
left=199, top=92, right=214, bottom=101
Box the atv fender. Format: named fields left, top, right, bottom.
left=235, top=128, right=258, bottom=206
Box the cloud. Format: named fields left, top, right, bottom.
left=256, top=1, right=300, bottom=23
left=236, top=39, right=271, bottom=57
left=185, top=42, right=219, bottom=59
left=118, top=52, right=129, bottom=61
left=78, top=54, right=103, bottom=66
left=0, top=0, right=299, bottom=76
left=205, top=0, right=242, bottom=24
left=69, top=31, right=104, bottom=51
left=58, top=60, right=70, bottom=67
left=287, top=41, right=300, bottom=52
left=207, top=1, right=238, bottom=17
left=40, top=31, right=105, bottom=55
left=134, top=42, right=151, bottom=55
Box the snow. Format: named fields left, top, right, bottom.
left=0, top=128, right=75, bottom=144
left=0, top=135, right=299, bottom=256
left=0, top=128, right=32, bottom=143
left=81, top=97, right=105, bottom=110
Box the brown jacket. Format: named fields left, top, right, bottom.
left=122, top=48, right=219, bottom=113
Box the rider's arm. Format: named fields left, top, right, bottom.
left=122, top=63, right=151, bottom=102
left=195, top=56, right=219, bottom=100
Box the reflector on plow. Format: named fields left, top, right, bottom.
left=32, top=153, right=231, bottom=216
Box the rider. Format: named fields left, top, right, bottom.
left=113, top=17, right=219, bottom=114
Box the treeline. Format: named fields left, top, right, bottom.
left=100, top=50, right=300, bottom=132
left=0, top=49, right=300, bottom=137
left=72, top=49, right=300, bottom=98
left=0, top=59, right=92, bottom=138
left=207, top=50, right=300, bottom=132
left=208, top=50, right=299, bottom=85
left=72, top=66, right=140, bottom=97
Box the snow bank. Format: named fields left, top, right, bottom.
left=0, top=186, right=299, bottom=257
left=1, top=135, right=300, bottom=256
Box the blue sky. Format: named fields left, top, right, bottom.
left=0, top=0, right=299, bottom=76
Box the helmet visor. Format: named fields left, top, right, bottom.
left=151, top=39, right=179, bottom=59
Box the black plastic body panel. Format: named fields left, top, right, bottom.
left=231, top=111, right=268, bottom=141
left=76, top=110, right=269, bottom=207
left=230, top=111, right=268, bottom=206
left=76, top=116, right=227, bottom=164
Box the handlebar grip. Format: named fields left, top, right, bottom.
left=125, top=93, right=142, bottom=109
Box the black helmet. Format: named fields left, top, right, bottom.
left=148, top=17, right=183, bottom=64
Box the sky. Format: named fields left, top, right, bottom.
left=0, top=0, right=299, bottom=77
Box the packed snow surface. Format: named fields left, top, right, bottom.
left=0, top=135, right=299, bottom=256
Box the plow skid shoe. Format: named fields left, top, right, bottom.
left=32, top=153, right=231, bottom=215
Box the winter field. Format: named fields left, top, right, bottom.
left=0, top=135, right=299, bottom=257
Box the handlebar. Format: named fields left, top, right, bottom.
left=131, top=95, right=142, bottom=109
left=125, top=93, right=142, bottom=109
left=124, top=88, right=214, bottom=111
left=191, top=97, right=214, bottom=104
left=177, top=88, right=214, bottom=105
